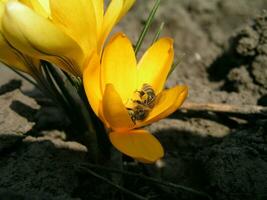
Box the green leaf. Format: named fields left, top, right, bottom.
left=134, top=0, right=161, bottom=55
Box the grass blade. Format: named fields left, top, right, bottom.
left=134, top=0, right=161, bottom=55
left=168, top=53, right=186, bottom=78
left=151, top=22, right=165, bottom=44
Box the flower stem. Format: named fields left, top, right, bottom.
left=151, top=22, right=165, bottom=44
left=42, top=61, right=99, bottom=162
left=134, top=0, right=161, bottom=55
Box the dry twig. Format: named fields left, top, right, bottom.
left=181, top=102, right=267, bottom=116
left=78, top=164, right=212, bottom=200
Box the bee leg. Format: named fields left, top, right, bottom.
left=127, top=108, right=136, bottom=124
left=133, top=99, right=142, bottom=105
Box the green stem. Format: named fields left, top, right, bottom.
left=134, top=0, right=161, bottom=55
left=42, top=61, right=98, bottom=162
left=167, top=53, right=186, bottom=78
left=77, top=82, right=112, bottom=161
left=151, top=22, right=165, bottom=44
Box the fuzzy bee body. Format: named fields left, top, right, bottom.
left=127, top=105, right=150, bottom=123
left=127, top=84, right=156, bottom=124
left=135, top=84, right=156, bottom=108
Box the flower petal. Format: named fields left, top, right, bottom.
left=0, top=1, right=30, bottom=74
left=101, top=33, right=137, bottom=103
left=137, top=38, right=174, bottom=94
left=91, top=0, right=103, bottom=39
left=83, top=54, right=109, bottom=127
left=99, top=0, right=123, bottom=51
left=109, top=129, right=164, bottom=163
left=0, top=32, right=31, bottom=74
left=118, top=0, right=135, bottom=21
left=102, top=83, right=134, bottom=131
left=136, top=85, right=188, bottom=128
left=50, top=0, right=97, bottom=57
left=20, top=0, right=50, bottom=17
left=83, top=52, right=102, bottom=118
left=2, top=1, right=84, bottom=76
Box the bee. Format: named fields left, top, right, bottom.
left=127, top=104, right=150, bottom=124
left=127, top=84, right=156, bottom=124
left=134, top=84, right=156, bottom=109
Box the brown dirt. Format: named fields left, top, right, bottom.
left=1, top=1, right=267, bottom=199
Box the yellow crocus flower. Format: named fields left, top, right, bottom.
left=1, top=0, right=135, bottom=77
left=83, top=33, right=188, bottom=163
left=0, top=0, right=39, bottom=76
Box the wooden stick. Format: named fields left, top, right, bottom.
left=180, top=102, right=267, bottom=116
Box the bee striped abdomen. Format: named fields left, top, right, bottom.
left=138, top=84, right=156, bottom=108
left=127, top=84, right=157, bottom=124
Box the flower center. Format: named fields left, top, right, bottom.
left=126, top=84, right=156, bottom=124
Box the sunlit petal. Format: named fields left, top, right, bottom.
left=137, top=38, right=174, bottom=94
left=91, top=0, right=103, bottom=39
left=98, top=0, right=123, bottom=51
left=50, top=0, right=97, bottom=58
left=19, top=0, right=50, bottom=17
left=136, top=85, right=188, bottom=128
left=101, top=33, right=137, bottom=103
left=2, top=1, right=84, bottom=76
left=0, top=1, right=29, bottom=74
left=117, top=0, right=135, bottom=21
left=109, top=129, right=164, bottom=162
left=83, top=52, right=102, bottom=118
left=102, top=84, right=134, bottom=131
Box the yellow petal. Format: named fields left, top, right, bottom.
left=101, top=33, right=137, bottom=103
left=83, top=52, right=102, bottom=118
left=109, top=129, right=164, bottom=163
left=50, top=0, right=97, bottom=57
left=0, top=0, right=5, bottom=25
left=2, top=1, right=84, bottom=76
left=91, top=0, right=103, bottom=39
left=102, top=84, right=134, bottom=131
left=118, top=0, right=135, bottom=21
left=83, top=54, right=110, bottom=127
left=37, top=0, right=49, bottom=11
left=137, top=38, right=174, bottom=94
left=0, top=1, right=30, bottom=74
left=136, top=85, right=188, bottom=128
left=0, top=32, right=32, bottom=74
left=20, top=0, right=50, bottom=18
left=98, top=0, right=123, bottom=52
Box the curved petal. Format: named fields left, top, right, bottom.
left=101, top=33, right=137, bottom=103
left=0, top=1, right=30, bottom=74
left=102, top=84, right=134, bottom=131
left=136, top=85, right=188, bottom=128
left=2, top=1, right=84, bottom=76
left=0, top=32, right=32, bottom=74
left=83, top=52, right=102, bottom=118
left=91, top=0, right=103, bottom=39
left=20, top=0, right=50, bottom=17
left=98, top=0, right=123, bottom=52
left=118, top=0, right=135, bottom=21
left=137, top=38, right=174, bottom=94
left=50, top=0, right=97, bottom=57
left=83, top=54, right=110, bottom=127
left=109, top=129, right=164, bottom=163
